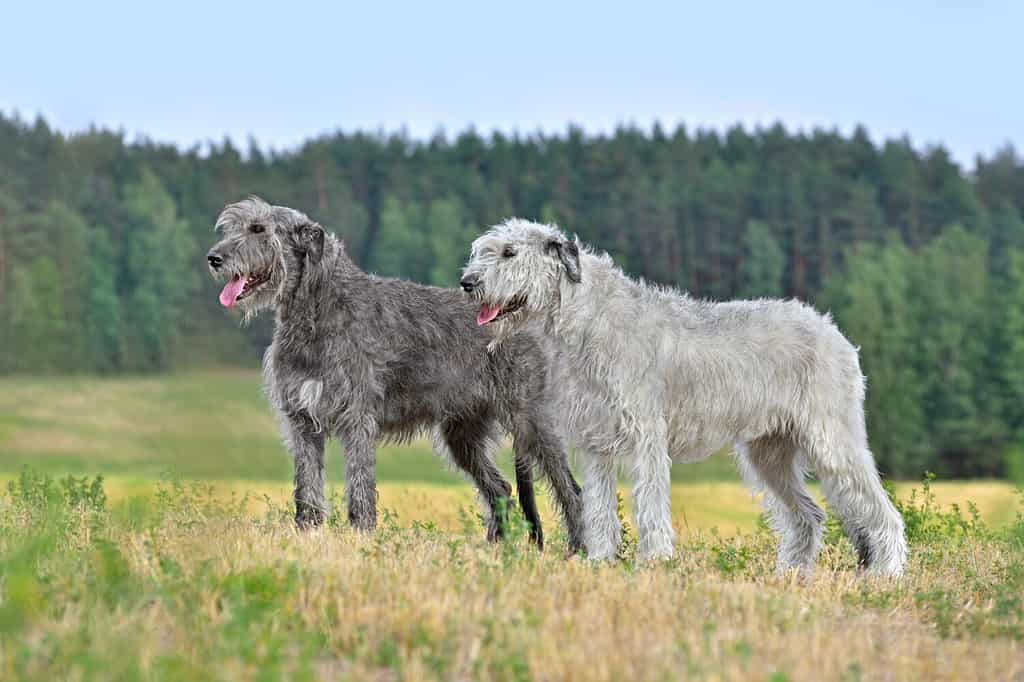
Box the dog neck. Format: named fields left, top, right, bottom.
left=545, top=252, right=618, bottom=351
left=274, top=236, right=362, bottom=332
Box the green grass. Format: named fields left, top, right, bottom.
left=0, top=370, right=455, bottom=482
left=0, top=370, right=737, bottom=483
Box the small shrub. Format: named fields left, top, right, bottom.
left=491, top=497, right=534, bottom=562
left=325, top=486, right=345, bottom=529
left=4, top=469, right=108, bottom=541
left=709, top=528, right=753, bottom=577
left=60, top=475, right=107, bottom=515
left=615, top=491, right=637, bottom=562
left=895, top=472, right=987, bottom=543
left=1006, top=489, right=1024, bottom=549
left=6, top=468, right=63, bottom=512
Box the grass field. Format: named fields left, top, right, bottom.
left=0, top=370, right=743, bottom=482
left=1, top=371, right=1019, bottom=528
left=2, top=372, right=1023, bottom=680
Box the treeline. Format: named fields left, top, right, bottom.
left=2, top=112, right=1024, bottom=477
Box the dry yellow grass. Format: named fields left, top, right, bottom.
left=1, top=474, right=1022, bottom=680
left=160, top=525, right=1020, bottom=680
left=3, top=494, right=1021, bottom=682
left=2, top=371, right=1023, bottom=680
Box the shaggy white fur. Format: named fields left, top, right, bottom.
left=462, top=219, right=908, bottom=576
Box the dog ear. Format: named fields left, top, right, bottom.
left=297, top=223, right=325, bottom=264
left=547, top=238, right=582, bottom=284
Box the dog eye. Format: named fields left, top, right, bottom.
left=502, top=246, right=516, bottom=258
left=251, top=224, right=265, bottom=234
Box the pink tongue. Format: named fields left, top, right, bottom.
left=219, top=276, right=246, bottom=307
left=476, top=304, right=502, bottom=326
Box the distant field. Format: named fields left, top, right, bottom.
left=1, top=371, right=1020, bottom=530
left=0, top=370, right=738, bottom=482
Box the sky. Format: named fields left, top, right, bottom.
left=2, top=1, right=1021, bottom=168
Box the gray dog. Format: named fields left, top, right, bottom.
left=206, top=198, right=584, bottom=552
left=461, top=219, right=907, bottom=576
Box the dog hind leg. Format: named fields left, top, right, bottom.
left=736, top=435, right=825, bottom=575
left=441, top=417, right=516, bottom=542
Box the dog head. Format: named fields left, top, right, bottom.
left=460, top=218, right=582, bottom=344
left=207, top=196, right=326, bottom=315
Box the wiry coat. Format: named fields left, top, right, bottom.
left=462, top=219, right=908, bottom=576
left=207, top=199, right=584, bottom=551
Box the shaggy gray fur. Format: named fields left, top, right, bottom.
left=206, top=198, right=584, bottom=551
left=462, top=219, right=908, bottom=577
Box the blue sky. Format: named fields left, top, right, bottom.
left=2, top=1, right=1020, bottom=167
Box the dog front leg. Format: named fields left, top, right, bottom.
left=284, top=412, right=328, bottom=529
left=583, top=451, right=622, bottom=561
left=631, top=420, right=675, bottom=562
left=339, top=425, right=379, bottom=532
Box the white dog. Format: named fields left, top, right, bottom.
left=460, top=219, right=907, bottom=576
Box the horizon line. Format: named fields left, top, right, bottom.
left=2, top=107, right=1018, bottom=170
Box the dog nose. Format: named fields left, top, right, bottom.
left=207, top=251, right=224, bottom=269
left=460, top=276, right=478, bottom=293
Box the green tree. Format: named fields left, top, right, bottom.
left=426, top=197, right=474, bottom=287
left=839, top=180, right=884, bottom=246
left=782, top=172, right=812, bottom=299
left=120, top=170, right=197, bottom=370
left=690, top=159, right=742, bottom=298
left=908, top=225, right=994, bottom=476
left=371, top=196, right=430, bottom=282
left=988, top=201, right=1024, bottom=279
left=998, top=251, right=1024, bottom=434
left=0, top=190, right=24, bottom=368
left=821, top=237, right=926, bottom=476
left=7, top=258, right=66, bottom=372
left=28, top=203, right=91, bottom=368
left=83, top=229, right=123, bottom=372
left=738, top=220, right=785, bottom=298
